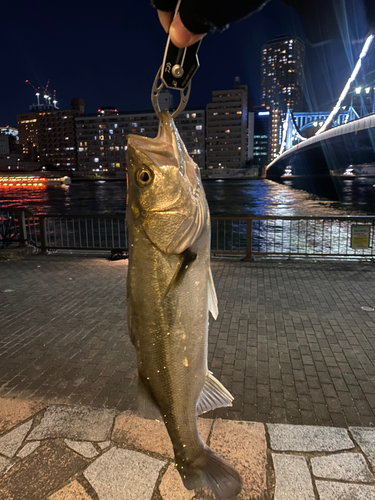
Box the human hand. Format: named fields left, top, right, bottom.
left=153, top=0, right=206, bottom=48
left=157, top=9, right=205, bottom=48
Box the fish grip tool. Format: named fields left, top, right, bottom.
left=151, top=0, right=201, bottom=119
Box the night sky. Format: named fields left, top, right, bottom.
left=1, top=0, right=372, bottom=127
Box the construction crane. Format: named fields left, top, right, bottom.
left=52, top=89, right=58, bottom=108
left=25, top=79, right=58, bottom=109
left=25, top=79, right=41, bottom=107
left=43, top=79, right=51, bottom=106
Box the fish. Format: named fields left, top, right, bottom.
left=126, top=111, right=242, bottom=500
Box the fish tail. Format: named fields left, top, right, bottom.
left=179, top=446, right=242, bottom=500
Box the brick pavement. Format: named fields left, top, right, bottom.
left=1, top=254, right=375, bottom=427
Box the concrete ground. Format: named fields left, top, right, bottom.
left=1, top=254, right=375, bottom=498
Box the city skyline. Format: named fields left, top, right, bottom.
left=1, top=0, right=372, bottom=128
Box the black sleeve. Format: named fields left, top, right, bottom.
left=152, top=0, right=375, bottom=39
left=152, top=0, right=270, bottom=34
left=151, top=0, right=178, bottom=11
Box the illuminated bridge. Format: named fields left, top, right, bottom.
left=267, top=34, right=375, bottom=179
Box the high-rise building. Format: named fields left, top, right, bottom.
left=0, top=133, right=16, bottom=155
left=269, top=108, right=285, bottom=161
left=252, top=108, right=271, bottom=168
left=16, top=99, right=85, bottom=170
left=75, top=108, right=205, bottom=173
left=261, top=35, right=305, bottom=112
left=206, top=82, right=249, bottom=169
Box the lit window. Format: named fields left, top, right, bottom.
left=94, top=158, right=99, bottom=163
left=196, top=125, right=202, bottom=130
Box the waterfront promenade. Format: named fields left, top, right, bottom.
left=1, top=254, right=375, bottom=498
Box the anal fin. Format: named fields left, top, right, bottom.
left=137, top=374, right=162, bottom=420
left=196, top=371, right=233, bottom=415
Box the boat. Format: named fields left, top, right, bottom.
left=0, top=174, right=71, bottom=188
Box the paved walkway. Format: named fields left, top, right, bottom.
left=1, top=255, right=375, bottom=427
left=1, top=399, right=375, bottom=499
left=1, top=254, right=375, bottom=498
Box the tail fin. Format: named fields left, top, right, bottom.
left=179, top=446, right=242, bottom=500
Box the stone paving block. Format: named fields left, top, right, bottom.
left=64, top=439, right=99, bottom=459
left=98, top=440, right=111, bottom=450
left=84, top=447, right=165, bottom=500
left=0, top=456, right=11, bottom=475
left=210, top=419, right=268, bottom=500
left=0, top=399, right=44, bottom=435
left=0, top=441, right=89, bottom=499
left=159, top=463, right=194, bottom=500
left=272, top=454, right=314, bottom=500
left=27, top=405, right=118, bottom=442
left=48, top=480, right=93, bottom=500
left=112, top=412, right=212, bottom=458
left=311, top=453, right=374, bottom=482
left=0, top=420, right=33, bottom=458
left=316, top=480, right=375, bottom=499
left=350, top=427, right=375, bottom=468
left=16, top=441, right=40, bottom=459
left=268, top=423, right=354, bottom=452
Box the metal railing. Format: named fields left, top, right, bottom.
left=211, top=216, right=375, bottom=259
left=1, top=209, right=374, bottom=260
left=40, top=215, right=127, bottom=251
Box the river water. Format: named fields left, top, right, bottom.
left=0, top=177, right=375, bottom=217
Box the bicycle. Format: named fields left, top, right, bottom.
left=0, top=216, right=19, bottom=248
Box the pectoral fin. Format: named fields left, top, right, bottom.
left=163, top=249, right=197, bottom=299
left=137, top=375, right=162, bottom=420
left=208, top=268, right=218, bottom=320
left=196, top=371, right=233, bottom=415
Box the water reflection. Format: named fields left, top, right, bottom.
left=0, top=177, right=374, bottom=216
left=279, top=176, right=375, bottom=214
left=204, top=179, right=348, bottom=217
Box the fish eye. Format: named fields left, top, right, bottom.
left=136, top=168, right=153, bottom=186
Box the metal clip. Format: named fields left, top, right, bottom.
left=151, top=0, right=201, bottom=118
left=151, top=66, right=191, bottom=119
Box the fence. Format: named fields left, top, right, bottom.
left=1, top=209, right=374, bottom=260
left=210, top=216, right=375, bottom=259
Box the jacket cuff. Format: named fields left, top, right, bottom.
left=151, top=0, right=177, bottom=12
